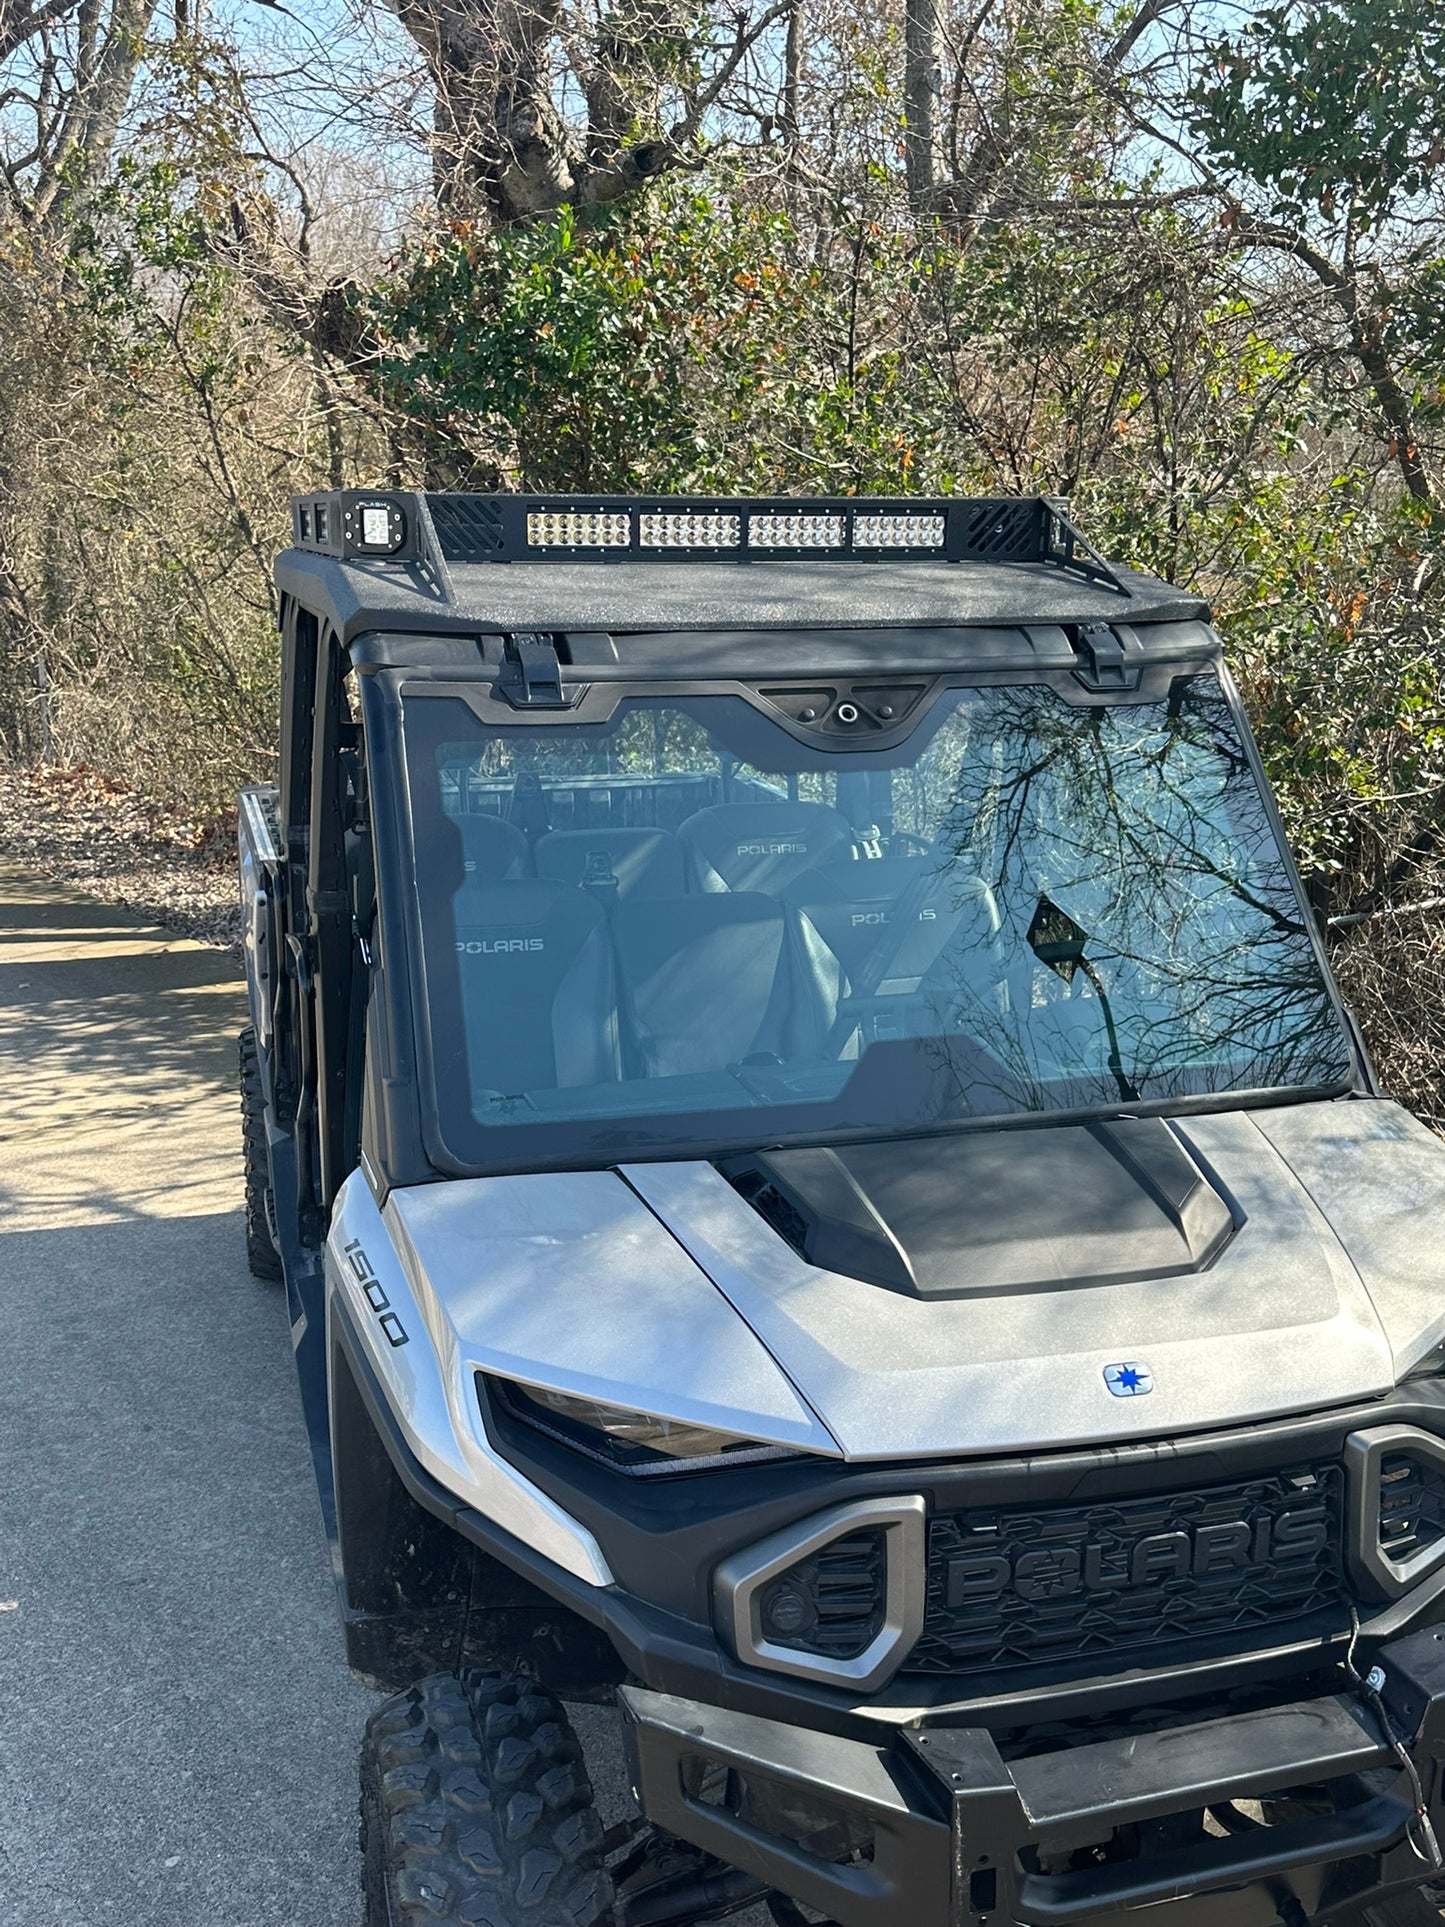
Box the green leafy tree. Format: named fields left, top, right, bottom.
left=1191, top=0, right=1445, bottom=512
left=370, top=191, right=934, bottom=494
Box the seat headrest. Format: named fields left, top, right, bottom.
left=784, top=856, right=934, bottom=906
left=678, top=802, right=853, bottom=893
left=456, top=812, right=530, bottom=882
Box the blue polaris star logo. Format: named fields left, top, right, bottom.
left=1104, top=1362, right=1153, bottom=1397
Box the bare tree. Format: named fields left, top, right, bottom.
left=376, top=0, right=795, bottom=222
left=2, top=0, right=161, bottom=227
left=925, top=0, right=1180, bottom=232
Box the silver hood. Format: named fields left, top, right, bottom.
left=384, top=1168, right=838, bottom=1456
left=375, top=1097, right=1445, bottom=1465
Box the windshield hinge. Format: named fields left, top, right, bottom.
left=1071, top=622, right=1141, bottom=693
left=499, top=632, right=571, bottom=708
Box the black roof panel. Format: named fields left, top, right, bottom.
left=275, top=552, right=1209, bottom=644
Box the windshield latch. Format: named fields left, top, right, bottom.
left=499, top=632, right=570, bottom=707
left=1071, top=622, right=1140, bottom=693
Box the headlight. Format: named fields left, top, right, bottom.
left=489, top=1377, right=802, bottom=1475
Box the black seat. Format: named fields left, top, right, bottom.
left=612, top=894, right=832, bottom=1077
left=677, top=802, right=853, bottom=895
left=456, top=812, right=531, bottom=883
left=452, top=879, right=619, bottom=1092
left=788, top=858, right=999, bottom=995
left=534, top=828, right=685, bottom=900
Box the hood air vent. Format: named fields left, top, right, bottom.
left=726, top=1166, right=812, bottom=1261
left=719, top=1118, right=1235, bottom=1299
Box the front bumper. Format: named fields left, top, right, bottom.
left=621, top=1627, right=1445, bottom=1927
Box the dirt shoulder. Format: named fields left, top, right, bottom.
left=0, top=764, right=240, bottom=952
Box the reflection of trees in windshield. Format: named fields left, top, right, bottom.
left=445, top=708, right=731, bottom=786
left=410, top=675, right=1352, bottom=1164
left=919, top=679, right=1351, bottom=1102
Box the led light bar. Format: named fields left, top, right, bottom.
left=749, top=513, right=846, bottom=549
left=290, top=490, right=1131, bottom=597
left=639, top=511, right=741, bottom=549
left=853, top=512, right=946, bottom=549
left=527, top=510, right=631, bottom=548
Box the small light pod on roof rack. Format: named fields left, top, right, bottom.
left=527, top=510, right=631, bottom=548
left=344, top=497, right=407, bottom=554
left=749, top=513, right=845, bottom=548
left=638, top=511, right=741, bottom=548
left=853, top=512, right=945, bottom=549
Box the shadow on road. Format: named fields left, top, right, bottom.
left=0, top=864, right=376, bottom=1927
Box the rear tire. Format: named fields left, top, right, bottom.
left=238, top=1026, right=282, bottom=1281
left=361, top=1671, right=615, bottom=1927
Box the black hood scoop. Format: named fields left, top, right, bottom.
left=719, top=1118, right=1236, bottom=1300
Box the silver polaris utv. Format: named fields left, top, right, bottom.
left=238, top=490, right=1445, bottom=1927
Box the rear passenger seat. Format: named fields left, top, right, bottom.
left=677, top=802, right=854, bottom=894
left=787, top=858, right=1000, bottom=995
left=534, top=827, right=684, bottom=899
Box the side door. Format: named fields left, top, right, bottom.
left=275, top=596, right=372, bottom=1251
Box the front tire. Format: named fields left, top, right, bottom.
left=238, top=1026, right=282, bottom=1281
left=361, top=1672, right=615, bottom=1927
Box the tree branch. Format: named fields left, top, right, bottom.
left=0, top=0, right=82, bottom=70
left=575, top=0, right=794, bottom=207
left=1238, top=218, right=1437, bottom=512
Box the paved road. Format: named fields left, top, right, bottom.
left=0, top=864, right=379, bottom=1925
left=0, top=862, right=759, bottom=1927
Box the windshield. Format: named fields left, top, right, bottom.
left=400, top=674, right=1354, bottom=1168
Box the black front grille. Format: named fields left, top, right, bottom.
left=906, top=1462, right=1347, bottom=1679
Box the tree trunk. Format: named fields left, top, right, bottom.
left=385, top=0, right=575, bottom=222
left=33, top=0, right=159, bottom=226
left=904, top=0, right=941, bottom=217
left=1242, top=222, right=1439, bottom=515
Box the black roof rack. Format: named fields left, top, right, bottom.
left=289, top=490, right=1130, bottom=597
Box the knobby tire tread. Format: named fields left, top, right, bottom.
left=361, top=1671, right=615, bottom=1927
left=239, top=1025, right=282, bottom=1280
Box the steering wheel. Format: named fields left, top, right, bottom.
left=887, top=829, right=933, bottom=858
